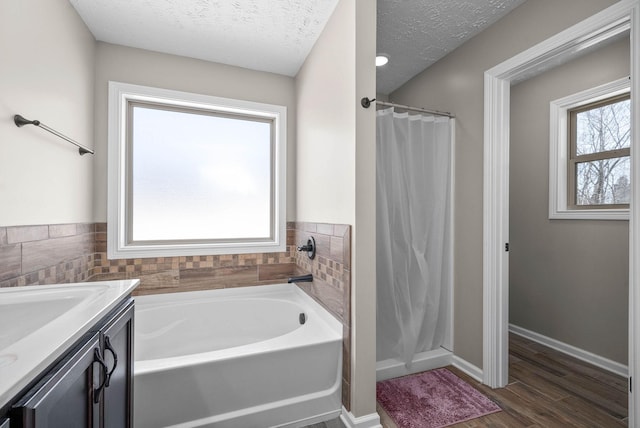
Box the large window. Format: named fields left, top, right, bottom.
left=107, top=82, right=287, bottom=258
left=549, top=78, right=630, bottom=220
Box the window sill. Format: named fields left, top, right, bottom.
left=549, top=208, right=628, bottom=220
left=106, top=240, right=287, bottom=259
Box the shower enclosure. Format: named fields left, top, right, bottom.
left=376, top=105, right=454, bottom=381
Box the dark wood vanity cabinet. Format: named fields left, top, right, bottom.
left=100, top=300, right=134, bottom=428
left=11, top=333, right=101, bottom=428
left=9, top=299, right=134, bottom=428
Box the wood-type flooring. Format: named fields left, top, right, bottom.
left=377, top=333, right=628, bottom=427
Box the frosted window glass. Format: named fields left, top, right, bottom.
left=130, top=105, right=272, bottom=241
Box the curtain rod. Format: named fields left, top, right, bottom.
left=14, top=115, right=94, bottom=155
left=360, top=97, right=454, bottom=118
left=376, top=100, right=455, bottom=118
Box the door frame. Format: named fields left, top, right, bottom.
left=483, top=0, right=640, bottom=425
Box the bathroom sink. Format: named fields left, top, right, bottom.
left=0, top=280, right=139, bottom=409
left=0, top=285, right=107, bottom=350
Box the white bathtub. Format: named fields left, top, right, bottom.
left=134, top=283, right=343, bottom=428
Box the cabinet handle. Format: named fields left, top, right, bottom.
left=93, top=348, right=108, bottom=403
left=104, top=336, right=118, bottom=388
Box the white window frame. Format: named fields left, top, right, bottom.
left=549, top=77, right=630, bottom=220
left=107, top=81, right=287, bottom=258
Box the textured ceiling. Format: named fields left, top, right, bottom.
left=69, top=0, right=339, bottom=77
left=70, top=0, right=526, bottom=92
left=377, top=0, right=526, bottom=95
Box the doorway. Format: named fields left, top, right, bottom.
left=482, top=1, right=639, bottom=426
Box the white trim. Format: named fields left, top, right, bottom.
left=483, top=1, right=639, bottom=425
left=487, top=3, right=631, bottom=82
left=629, top=4, right=640, bottom=424
left=339, top=408, right=382, bottom=428
left=509, top=324, right=628, bottom=377
left=483, top=71, right=511, bottom=389
left=107, top=81, right=287, bottom=258
left=549, top=78, right=630, bottom=220
left=452, top=355, right=484, bottom=383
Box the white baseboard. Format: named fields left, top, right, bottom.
left=451, top=355, right=484, bottom=382
left=339, top=407, right=382, bottom=428
left=509, top=324, right=628, bottom=377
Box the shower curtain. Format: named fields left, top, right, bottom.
left=376, top=108, right=451, bottom=367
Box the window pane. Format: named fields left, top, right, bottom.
left=576, top=156, right=630, bottom=205
left=131, top=106, right=272, bottom=241
left=575, top=98, right=630, bottom=155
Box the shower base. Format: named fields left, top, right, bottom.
left=376, top=347, right=452, bottom=381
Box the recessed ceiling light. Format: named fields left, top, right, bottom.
left=376, top=54, right=389, bottom=67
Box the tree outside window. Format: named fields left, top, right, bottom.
left=569, top=94, right=630, bottom=208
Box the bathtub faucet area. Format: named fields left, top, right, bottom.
left=288, top=273, right=313, bottom=283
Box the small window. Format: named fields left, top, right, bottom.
left=568, top=95, right=630, bottom=209
left=107, top=82, right=287, bottom=258
left=549, top=78, right=630, bottom=220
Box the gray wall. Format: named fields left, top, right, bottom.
left=510, top=38, right=629, bottom=364
left=390, top=0, right=618, bottom=367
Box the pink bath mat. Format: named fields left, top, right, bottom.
left=376, top=368, right=501, bottom=428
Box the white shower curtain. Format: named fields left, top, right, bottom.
left=376, top=108, right=451, bottom=367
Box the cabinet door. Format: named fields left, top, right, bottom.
left=11, top=333, right=103, bottom=428
left=100, top=299, right=134, bottom=428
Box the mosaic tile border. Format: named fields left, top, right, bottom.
left=90, top=223, right=297, bottom=295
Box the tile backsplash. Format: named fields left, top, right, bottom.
left=91, top=223, right=297, bottom=295
left=0, top=221, right=352, bottom=410
left=0, top=224, right=94, bottom=287
left=0, top=222, right=297, bottom=291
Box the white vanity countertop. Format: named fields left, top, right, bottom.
left=0, top=279, right=139, bottom=410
